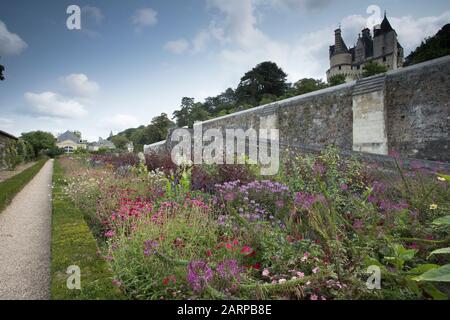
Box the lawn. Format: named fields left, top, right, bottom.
left=0, top=158, right=47, bottom=213
left=51, top=158, right=123, bottom=300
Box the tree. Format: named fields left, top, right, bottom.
left=111, top=135, right=130, bottom=150
left=235, top=61, right=288, bottom=107
left=291, top=78, right=328, bottom=95
left=21, top=131, right=56, bottom=158
left=145, top=113, right=174, bottom=144
left=404, top=24, right=450, bottom=66
left=173, top=97, right=195, bottom=127
left=362, top=61, right=388, bottom=78
left=328, top=74, right=346, bottom=87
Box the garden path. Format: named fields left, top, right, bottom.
left=0, top=159, right=53, bottom=299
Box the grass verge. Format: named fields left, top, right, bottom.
left=0, top=158, right=47, bottom=213
left=51, top=158, right=124, bottom=300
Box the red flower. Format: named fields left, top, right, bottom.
left=240, top=246, right=252, bottom=254
left=252, top=263, right=261, bottom=270
left=233, top=239, right=239, bottom=246
left=163, top=275, right=176, bottom=286
left=226, top=243, right=233, bottom=250
left=206, top=249, right=212, bottom=257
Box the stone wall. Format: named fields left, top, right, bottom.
left=145, top=55, right=450, bottom=164
left=385, top=56, right=450, bottom=162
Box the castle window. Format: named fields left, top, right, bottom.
left=383, top=57, right=387, bottom=62
left=338, top=66, right=342, bottom=70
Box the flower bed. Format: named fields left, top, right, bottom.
left=60, top=149, right=450, bottom=300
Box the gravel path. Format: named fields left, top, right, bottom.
left=0, top=159, right=53, bottom=300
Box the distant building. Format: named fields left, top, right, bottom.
left=56, top=131, right=87, bottom=153
left=88, top=137, right=116, bottom=152
left=327, top=13, right=404, bottom=82
left=126, top=142, right=134, bottom=153
left=0, top=130, right=18, bottom=169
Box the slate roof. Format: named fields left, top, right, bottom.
left=57, top=131, right=81, bottom=143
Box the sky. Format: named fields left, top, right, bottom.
left=0, top=0, right=449, bottom=142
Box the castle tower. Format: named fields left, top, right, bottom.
left=372, top=13, right=404, bottom=70
left=326, top=12, right=404, bottom=83
left=327, top=28, right=355, bottom=82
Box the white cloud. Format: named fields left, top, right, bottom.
left=0, top=20, right=27, bottom=56
left=185, top=2, right=450, bottom=85
left=261, top=0, right=332, bottom=11
left=82, top=5, right=104, bottom=25
left=60, top=73, right=99, bottom=97
left=0, top=117, right=14, bottom=129
left=390, top=12, right=450, bottom=53
left=132, top=8, right=158, bottom=31
left=164, top=39, right=189, bottom=54
left=100, top=114, right=139, bottom=131
left=24, top=92, right=88, bottom=119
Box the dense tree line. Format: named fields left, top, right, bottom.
left=404, top=24, right=450, bottom=66
left=111, top=61, right=344, bottom=150
left=110, top=23, right=449, bottom=149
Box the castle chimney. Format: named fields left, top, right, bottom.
left=362, top=28, right=371, bottom=39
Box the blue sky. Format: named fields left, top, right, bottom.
left=0, top=0, right=449, bottom=141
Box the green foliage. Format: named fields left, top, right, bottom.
left=0, top=159, right=47, bottom=212
left=21, top=131, right=56, bottom=158
left=51, top=159, right=124, bottom=300
left=110, top=135, right=129, bottom=150
left=405, top=24, right=450, bottom=66
left=362, top=61, right=388, bottom=77
left=328, top=74, right=346, bottom=86
left=109, top=113, right=174, bottom=153
left=414, top=265, right=450, bottom=282
left=235, top=61, right=288, bottom=107
left=433, top=216, right=450, bottom=226
left=46, top=146, right=65, bottom=158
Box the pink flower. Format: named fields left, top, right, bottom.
left=301, top=252, right=309, bottom=262
left=262, top=269, right=270, bottom=277
left=105, top=230, right=115, bottom=238
left=112, top=279, right=121, bottom=287
left=296, top=272, right=305, bottom=278
left=312, top=267, right=320, bottom=274
left=310, top=294, right=318, bottom=300
left=241, top=246, right=252, bottom=254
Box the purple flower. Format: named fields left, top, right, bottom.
left=187, top=260, right=213, bottom=292
left=216, top=259, right=242, bottom=282
left=353, top=219, right=364, bottom=229
left=275, top=200, right=285, bottom=208
left=340, top=183, right=349, bottom=191
left=224, top=193, right=236, bottom=202
left=312, top=162, right=326, bottom=175
left=144, top=240, right=158, bottom=256
left=295, top=192, right=317, bottom=209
